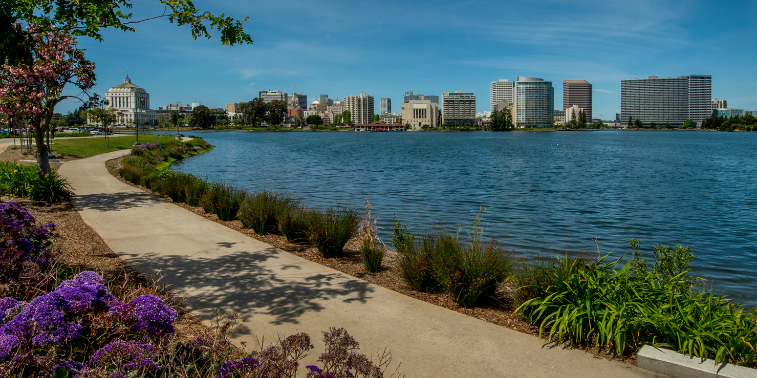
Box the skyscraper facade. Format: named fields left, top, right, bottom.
left=442, top=91, right=476, bottom=126
left=563, top=80, right=592, bottom=121
left=380, top=98, right=391, bottom=114
left=259, top=90, right=288, bottom=103
left=620, top=75, right=711, bottom=126
left=513, top=77, right=554, bottom=128
left=490, top=79, right=514, bottom=112
left=343, top=93, right=374, bottom=124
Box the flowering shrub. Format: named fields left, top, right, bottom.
left=0, top=201, right=55, bottom=282
left=0, top=162, right=74, bottom=202
left=108, top=294, right=177, bottom=340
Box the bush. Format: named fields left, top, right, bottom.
left=0, top=162, right=74, bottom=202
left=200, top=182, right=246, bottom=221
left=278, top=205, right=313, bottom=244
left=516, top=251, right=757, bottom=367
left=390, top=216, right=414, bottom=255
left=514, top=254, right=589, bottom=306
left=307, top=207, right=359, bottom=258
left=397, top=234, right=439, bottom=292
left=361, top=239, right=384, bottom=272
left=149, top=171, right=194, bottom=203
left=238, top=190, right=294, bottom=234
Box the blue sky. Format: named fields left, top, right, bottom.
left=59, top=0, right=757, bottom=119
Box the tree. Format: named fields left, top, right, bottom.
left=266, top=100, right=287, bottom=125
left=0, top=24, right=97, bottom=178
left=333, top=113, right=342, bottom=126
left=240, top=98, right=266, bottom=126
left=342, top=110, right=352, bottom=125
left=627, top=116, right=633, bottom=129
left=85, top=102, right=118, bottom=147
left=63, top=109, right=85, bottom=126
left=634, top=118, right=643, bottom=129
left=682, top=119, right=693, bottom=129
left=189, top=105, right=214, bottom=129
left=373, top=114, right=380, bottom=122
left=490, top=107, right=513, bottom=131
left=306, top=114, right=323, bottom=126
left=2, top=0, right=253, bottom=67
left=578, top=110, right=587, bottom=128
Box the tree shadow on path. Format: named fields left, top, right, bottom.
left=119, top=245, right=374, bottom=336
left=75, top=191, right=164, bottom=212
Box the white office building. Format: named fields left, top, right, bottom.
left=513, top=77, right=554, bottom=128
left=104, top=75, right=157, bottom=125
left=259, top=90, right=288, bottom=104
left=490, top=79, right=515, bottom=112
left=344, top=93, right=374, bottom=124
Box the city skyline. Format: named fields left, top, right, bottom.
left=58, top=0, right=757, bottom=118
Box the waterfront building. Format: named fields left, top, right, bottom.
left=712, top=98, right=727, bottom=110
left=620, top=75, right=711, bottom=126
left=565, top=104, right=584, bottom=124
left=563, top=80, right=592, bottom=122
left=442, top=91, right=476, bottom=126
left=554, top=110, right=566, bottom=125
left=343, top=93, right=374, bottom=124
left=402, top=100, right=438, bottom=129
left=380, top=113, right=402, bottom=125
left=714, top=108, right=746, bottom=118
left=329, top=99, right=344, bottom=115
left=259, top=90, right=288, bottom=103
left=490, top=79, right=515, bottom=112
left=104, top=75, right=157, bottom=125
left=380, top=98, right=391, bottom=114
left=513, top=77, right=554, bottom=128
left=404, top=91, right=439, bottom=106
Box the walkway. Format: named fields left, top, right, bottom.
left=58, top=151, right=659, bottom=378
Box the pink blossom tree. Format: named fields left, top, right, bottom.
left=0, top=22, right=98, bottom=178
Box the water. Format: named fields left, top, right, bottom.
left=172, top=131, right=757, bottom=305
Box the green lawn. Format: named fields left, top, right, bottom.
left=51, top=135, right=176, bottom=158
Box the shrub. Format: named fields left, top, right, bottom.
left=390, top=216, right=414, bottom=255
left=238, top=190, right=294, bottom=234
left=307, top=207, right=359, bottom=258
left=278, top=206, right=313, bottom=244
left=0, top=162, right=74, bottom=203
left=184, top=175, right=208, bottom=207
left=200, top=183, right=246, bottom=221
left=148, top=171, right=194, bottom=203
left=514, top=254, right=589, bottom=306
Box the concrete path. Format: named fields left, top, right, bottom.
left=58, top=150, right=660, bottom=378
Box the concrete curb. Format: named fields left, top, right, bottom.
left=637, top=345, right=757, bottom=378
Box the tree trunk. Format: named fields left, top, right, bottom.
left=33, top=110, right=54, bottom=179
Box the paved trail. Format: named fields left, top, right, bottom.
left=58, top=150, right=659, bottom=378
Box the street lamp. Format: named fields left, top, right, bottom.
left=134, top=112, right=141, bottom=146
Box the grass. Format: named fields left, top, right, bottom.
left=278, top=205, right=314, bottom=244
left=52, top=135, right=174, bottom=158
left=238, top=190, right=294, bottom=234
left=307, top=207, right=360, bottom=258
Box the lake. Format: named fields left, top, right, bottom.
left=171, top=130, right=757, bottom=305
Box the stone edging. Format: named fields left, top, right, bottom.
left=637, top=345, right=757, bottom=378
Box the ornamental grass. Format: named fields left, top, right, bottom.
left=278, top=205, right=313, bottom=244
left=307, top=207, right=360, bottom=258
left=238, top=190, right=294, bottom=234
left=200, top=182, right=246, bottom=221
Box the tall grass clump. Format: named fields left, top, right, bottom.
left=358, top=198, right=385, bottom=272
left=307, top=207, right=359, bottom=258
left=148, top=170, right=194, bottom=203
left=200, top=182, right=246, bottom=221
left=238, top=190, right=294, bottom=234
left=516, top=240, right=757, bottom=367
left=0, top=162, right=73, bottom=202
left=184, top=175, right=209, bottom=207
left=514, top=254, right=590, bottom=306
left=278, top=205, right=313, bottom=244
left=392, top=219, right=437, bottom=292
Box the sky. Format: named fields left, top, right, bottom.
left=58, top=0, right=757, bottom=119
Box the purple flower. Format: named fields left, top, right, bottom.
left=56, top=271, right=115, bottom=312
left=52, top=361, right=84, bottom=375
left=128, top=295, right=177, bottom=338
left=214, top=357, right=260, bottom=378
left=0, top=334, right=21, bottom=360
left=85, top=339, right=159, bottom=376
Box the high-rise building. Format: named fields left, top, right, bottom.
left=380, top=98, right=391, bottom=114
left=319, top=94, right=334, bottom=106
left=563, top=80, right=592, bottom=122
left=490, top=79, right=515, bottom=112
left=712, top=98, right=727, bottom=110
left=343, top=93, right=374, bottom=124
left=620, top=75, right=711, bottom=126
left=290, top=93, right=307, bottom=109
left=513, top=77, right=554, bottom=128
left=442, top=91, right=476, bottom=126
left=404, top=91, right=439, bottom=105
left=402, top=100, right=438, bottom=129
left=259, top=90, right=288, bottom=103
